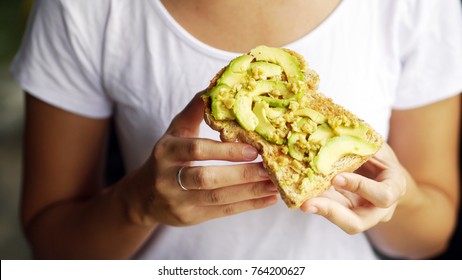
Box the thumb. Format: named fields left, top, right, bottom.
left=168, top=90, right=206, bottom=137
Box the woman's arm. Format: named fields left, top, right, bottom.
left=367, top=95, right=460, bottom=259
left=22, top=93, right=278, bottom=259
left=300, top=95, right=460, bottom=259
left=22, top=95, right=155, bottom=259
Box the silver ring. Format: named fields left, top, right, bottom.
left=176, top=166, right=189, bottom=191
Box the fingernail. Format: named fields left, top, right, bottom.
left=332, top=175, right=347, bottom=187
left=243, top=146, right=258, bottom=160
left=258, top=166, right=269, bottom=178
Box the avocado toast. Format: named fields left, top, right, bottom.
left=202, top=45, right=383, bottom=209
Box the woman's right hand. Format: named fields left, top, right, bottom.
left=123, top=92, right=279, bottom=227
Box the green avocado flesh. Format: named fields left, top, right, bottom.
left=233, top=89, right=259, bottom=131
left=294, top=108, right=327, bottom=124
left=313, top=136, right=377, bottom=175
left=207, top=45, right=378, bottom=177
left=253, top=101, right=284, bottom=144
left=250, top=45, right=305, bottom=88
left=209, top=84, right=234, bottom=120
left=250, top=62, right=283, bottom=78
left=288, top=132, right=306, bottom=161
left=308, top=123, right=334, bottom=144
left=217, top=54, right=254, bottom=87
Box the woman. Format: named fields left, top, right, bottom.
left=12, top=0, right=462, bottom=259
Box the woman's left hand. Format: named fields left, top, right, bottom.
left=300, top=143, right=407, bottom=234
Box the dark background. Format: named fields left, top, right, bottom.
left=0, top=0, right=31, bottom=259
left=0, top=0, right=460, bottom=259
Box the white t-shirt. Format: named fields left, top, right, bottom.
left=11, top=0, right=462, bottom=259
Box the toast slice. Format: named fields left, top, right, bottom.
left=202, top=45, right=383, bottom=209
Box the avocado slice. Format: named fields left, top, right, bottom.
left=233, top=89, right=259, bottom=131
left=248, top=80, right=291, bottom=97
left=288, top=132, right=307, bottom=161
left=217, top=54, right=254, bottom=87
left=313, top=135, right=377, bottom=175
left=250, top=45, right=307, bottom=95
left=265, top=107, right=288, bottom=119
left=308, top=123, right=334, bottom=144
left=334, top=124, right=369, bottom=139
left=250, top=46, right=304, bottom=82
left=253, top=101, right=284, bottom=144
left=250, top=61, right=283, bottom=78
left=271, top=81, right=292, bottom=97
left=208, top=84, right=235, bottom=120
left=257, top=96, right=290, bottom=107
left=253, top=80, right=293, bottom=107
left=294, top=108, right=327, bottom=124
left=250, top=80, right=276, bottom=96
left=294, top=118, right=317, bottom=134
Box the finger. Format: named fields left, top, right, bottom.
left=196, top=195, right=279, bottom=222
left=331, top=172, right=401, bottom=208
left=300, top=197, right=380, bottom=235
left=374, top=142, right=400, bottom=163
left=179, top=163, right=269, bottom=190
left=315, top=186, right=360, bottom=209
left=168, top=91, right=206, bottom=137
left=160, top=136, right=258, bottom=162
left=190, top=180, right=278, bottom=206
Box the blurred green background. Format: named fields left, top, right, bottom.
left=0, top=0, right=31, bottom=259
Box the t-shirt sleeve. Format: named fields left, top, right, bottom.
left=10, top=0, right=112, bottom=118
left=393, top=0, right=462, bottom=110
